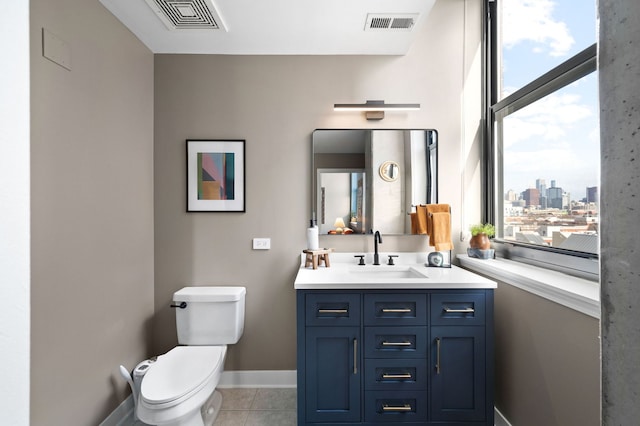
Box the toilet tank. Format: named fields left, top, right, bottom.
left=173, top=286, right=246, bottom=345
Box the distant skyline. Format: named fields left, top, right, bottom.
left=500, top=0, right=598, bottom=200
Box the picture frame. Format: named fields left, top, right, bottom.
left=186, top=139, right=245, bottom=212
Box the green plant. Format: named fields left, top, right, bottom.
left=470, top=223, right=495, bottom=238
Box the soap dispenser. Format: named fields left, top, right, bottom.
left=306, top=220, right=319, bottom=250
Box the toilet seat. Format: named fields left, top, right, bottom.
left=141, top=346, right=226, bottom=408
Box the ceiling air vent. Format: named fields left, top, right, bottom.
left=144, top=0, right=227, bottom=31
left=364, top=13, right=419, bottom=32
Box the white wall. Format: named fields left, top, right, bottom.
left=0, top=1, right=30, bottom=424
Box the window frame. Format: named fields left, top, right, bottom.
left=484, top=0, right=599, bottom=281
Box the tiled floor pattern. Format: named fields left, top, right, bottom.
left=124, top=388, right=296, bottom=426
left=213, top=388, right=297, bottom=426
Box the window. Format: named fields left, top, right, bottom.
left=487, top=0, right=599, bottom=278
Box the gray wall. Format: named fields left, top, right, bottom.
left=152, top=0, right=484, bottom=368
left=599, top=0, right=640, bottom=422
left=494, top=283, right=600, bottom=425
left=29, top=0, right=154, bottom=424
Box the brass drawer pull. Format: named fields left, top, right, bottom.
left=381, top=308, right=412, bottom=313
left=382, top=373, right=412, bottom=379
left=382, top=404, right=412, bottom=412
left=382, top=341, right=412, bottom=346
left=318, top=309, right=348, bottom=313
left=443, top=306, right=475, bottom=313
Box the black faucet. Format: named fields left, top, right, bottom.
left=373, top=230, right=383, bottom=265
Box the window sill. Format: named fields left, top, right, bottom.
left=457, top=255, right=600, bottom=319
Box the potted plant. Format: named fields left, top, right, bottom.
left=469, top=223, right=495, bottom=250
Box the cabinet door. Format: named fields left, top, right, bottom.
left=430, top=326, right=486, bottom=422
left=305, top=326, right=361, bottom=423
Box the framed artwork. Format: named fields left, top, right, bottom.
left=186, top=139, right=245, bottom=212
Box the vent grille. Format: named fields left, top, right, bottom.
left=365, top=13, right=419, bottom=31
left=145, top=0, right=227, bottom=30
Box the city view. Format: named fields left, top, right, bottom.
left=499, top=0, right=599, bottom=255
left=502, top=178, right=599, bottom=254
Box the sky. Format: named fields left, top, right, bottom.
left=500, top=0, right=599, bottom=201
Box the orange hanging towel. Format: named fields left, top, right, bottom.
left=430, top=211, right=454, bottom=251
left=411, top=206, right=428, bottom=234
left=425, top=204, right=450, bottom=244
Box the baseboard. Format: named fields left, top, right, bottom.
left=100, top=370, right=297, bottom=425
left=495, top=407, right=513, bottom=426
left=218, top=369, right=297, bottom=388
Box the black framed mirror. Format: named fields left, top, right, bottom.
left=312, top=129, right=438, bottom=235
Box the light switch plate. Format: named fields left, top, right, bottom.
left=252, top=238, right=271, bottom=250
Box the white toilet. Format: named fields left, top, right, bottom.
left=135, top=286, right=246, bottom=426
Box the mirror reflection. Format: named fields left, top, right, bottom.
left=312, top=129, right=438, bottom=235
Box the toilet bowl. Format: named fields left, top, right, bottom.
left=137, top=346, right=227, bottom=426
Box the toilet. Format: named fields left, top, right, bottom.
left=135, top=286, right=246, bottom=426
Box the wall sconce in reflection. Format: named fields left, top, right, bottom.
left=333, top=100, right=420, bottom=120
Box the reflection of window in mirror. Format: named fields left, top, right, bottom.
left=379, top=161, right=399, bottom=182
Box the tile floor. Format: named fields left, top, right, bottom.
left=126, top=388, right=296, bottom=426
left=213, top=388, right=297, bottom=426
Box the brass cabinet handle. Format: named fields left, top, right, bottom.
left=382, top=373, right=412, bottom=379
left=382, top=341, right=412, bottom=346
left=318, top=309, right=348, bottom=313
left=353, top=338, right=358, bottom=375
left=382, top=404, right=412, bottom=412
left=435, top=337, right=441, bottom=374
left=443, top=306, right=475, bottom=313
left=381, top=308, right=412, bottom=313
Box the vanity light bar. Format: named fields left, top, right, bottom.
left=333, top=100, right=421, bottom=111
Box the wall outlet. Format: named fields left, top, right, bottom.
left=252, top=238, right=271, bottom=250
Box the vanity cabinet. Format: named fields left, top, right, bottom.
left=297, top=289, right=494, bottom=425
left=303, top=293, right=361, bottom=423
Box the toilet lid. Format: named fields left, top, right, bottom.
left=141, top=346, right=225, bottom=405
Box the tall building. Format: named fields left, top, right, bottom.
left=548, top=182, right=564, bottom=209
left=536, top=179, right=548, bottom=208
left=587, top=186, right=598, bottom=203
left=523, top=188, right=540, bottom=207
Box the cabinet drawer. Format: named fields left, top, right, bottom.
left=364, top=293, right=427, bottom=326
left=364, top=326, right=427, bottom=358
left=364, top=358, right=427, bottom=391
left=431, top=293, right=485, bottom=326
left=306, top=293, right=360, bottom=326
left=364, top=391, right=428, bottom=423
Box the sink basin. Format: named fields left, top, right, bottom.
left=348, top=266, right=428, bottom=279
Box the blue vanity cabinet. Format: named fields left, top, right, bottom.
left=430, top=292, right=494, bottom=423
left=363, top=293, right=429, bottom=423
left=297, top=289, right=494, bottom=425
left=299, top=292, right=362, bottom=423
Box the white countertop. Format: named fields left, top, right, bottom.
left=294, top=252, right=497, bottom=290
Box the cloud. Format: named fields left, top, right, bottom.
left=502, top=0, right=575, bottom=57
left=501, top=89, right=599, bottom=196
left=502, top=91, right=593, bottom=148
